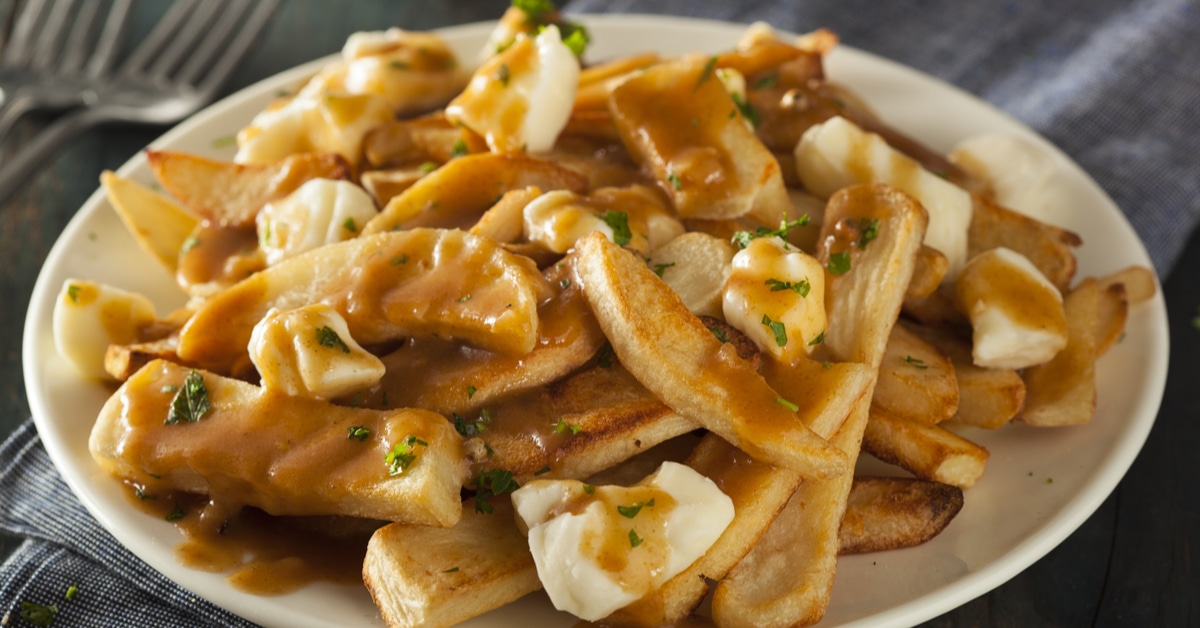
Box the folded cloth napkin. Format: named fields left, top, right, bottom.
left=0, top=419, right=255, bottom=627
left=566, top=0, right=1200, bottom=276
left=4, top=1, right=1200, bottom=626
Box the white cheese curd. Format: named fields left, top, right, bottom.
left=723, top=237, right=827, bottom=362
left=795, top=116, right=972, bottom=277
left=523, top=190, right=615, bottom=253
left=248, top=304, right=385, bottom=400
left=52, top=280, right=157, bottom=381
left=954, top=247, right=1068, bottom=369
left=950, top=132, right=1061, bottom=221
left=512, top=461, right=734, bottom=621
left=445, top=25, right=580, bottom=154
left=256, top=178, right=378, bottom=266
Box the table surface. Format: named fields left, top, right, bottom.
left=2, top=1, right=1196, bottom=626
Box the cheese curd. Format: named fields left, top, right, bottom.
left=723, top=237, right=827, bottom=362
left=446, top=25, right=579, bottom=154
left=950, top=132, right=1061, bottom=221
left=511, top=461, right=734, bottom=621
left=256, top=178, right=379, bottom=266
left=248, top=304, right=385, bottom=400
left=795, top=116, right=972, bottom=277
left=52, top=280, right=157, bottom=381
left=954, top=247, right=1068, bottom=369
left=523, top=186, right=684, bottom=255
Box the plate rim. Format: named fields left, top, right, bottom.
left=22, top=13, right=1170, bottom=628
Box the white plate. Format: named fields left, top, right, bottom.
left=23, top=14, right=1169, bottom=628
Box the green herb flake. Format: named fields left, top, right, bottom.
left=513, top=0, right=556, bottom=21
left=559, top=278, right=572, bottom=289
left=386, top=435, right=429, bottom=476
left=857, top=219, right=880, bottom=249
left=391, top=254, right=409, bottom=265
left=764, top=277, right=812, bottom=297
left=19, top=601, right=58, bottom=627
left=451, top=139, right=469, bottom=158
left=617, top=498, right=654, bottom=518
left=730, top=216, right=811, bottom=249
left=776, top=396, right=800, bottom=412
left=1046, top=477, right=1054, bottom=484
left=443, top=566, right=460, bottom=573
left=534, top=466, right=552, bottom=476
left=343, top=217, right=358, bottom=233
left=165, top=370, right=211, bottom=425
left=629, top=528, right=644, bottom=547
left=473, top=469, right=520, bottom=514
left=711, top=327, right=729, bottom=343
left=66, top=284, right=81, bottom=303
left=601, top=210, right=632, bottom=246
left=822, top=361, right=832, bottom=369
left=467, top=385, right=478, bottom=399
left=181, top=236, right=201, bottom=253
left=316, top=325, right=351, bottom=353
left=419, top=161, right=438, bottom=174
left=827, top=251, right=852, bottom=275
left=904, top=355, right=928, bottom=369
left=496, top=63, right=511, bottom=87
left=667, top=171, right=682, bottom=191
left=695, top=56, right=719, bottom=90
left=347, top=426, right=371, bottom=441
left=597, top=343, right=615, bottom=368
left=730, top=92, right=760, bottom=128
left=808, top=331, right=825, bottom=346
left=562, top=27, right=589, bottom=57
left=166, top=502, right=185, bottom=522
left=452, top=410, right=491, bottom=437
left=457, top=293, right=472, bottom=303
left=552, top=419, right=583, bottom=435
left=652, top=262, right=675, bottom=277
left=161, top=384, right=178, bottom=393
left=134, top=485, right=157, bottom=501
left=761, top=314, right=787, bottom=347
left=752, top=72, right=779, bottom=90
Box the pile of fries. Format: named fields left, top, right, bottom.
left=56, top=3, right=1157, bottom=626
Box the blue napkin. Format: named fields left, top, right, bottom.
left=5, top=1, right=1200, bottom=626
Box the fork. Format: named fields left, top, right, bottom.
left=0, top=0, right=133, bottom=144
left=0, top=0, right=279, bottom=206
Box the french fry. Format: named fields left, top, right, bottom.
left=838, top=476, right=964, bottom=554
left=905, top=321, right=1024, bottom=429
left=872, top=322, right=959, bottom=424
left=91, top=360, right=465, bottom=526
left=146, top=150, right=351, bottom=228
left=1099, top=265, right=1157, bottom=304
left=360, top=168, right=426, bottom=207
left=574, top=232, right=849, bottom=479
left=101, top=171, right=199, bottom=273
left=862, top=407, right=989, bottom=488
left=968, top=195, right=1080, bottom=292
left=1095, top=282, right=1129, bottom=357
left=907, top=245, right=948, bottom=298
left=363, top=500, right=539, bottom=628
left=469, top=186, right=542, bottom=244
left=1018, top=277, right=1101, bottom=426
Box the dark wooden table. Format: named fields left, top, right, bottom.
left=2, top=1, right=1195, bottom=625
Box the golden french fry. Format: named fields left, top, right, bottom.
left=104, top=335, right=183, bottom=381
left=838, top=476, right=964, bottom=554
left=363, top=499, right=539, bottom=628
left=1099, top=265, right=1157, bottom=304
left=968, top=195, right=1080, bottom=292
left=862, top=407, right=989, bottom=488
left=574, top=232, right=849, bottom=478
left=177, top=229, right=549, bottom=371
left=905, top=321, right=1024, bottom=429
left=361, top=168, right=426, bottom=207
left=146, top=150, right=351, bottom=228
left=903, top=285, right=969, bottom=329
left=872, top=322, right=958, bottom=424
left=364, top=153, right=588, bottom=234
left=101, top=171, right=200, bottom=274
left=1019, top=277, right=1101, bottom=426
left=907, top=245, right=948, bottom=298
left=91, top=360, right=464, bottom=525
left=362, top=115, right=486, bottom=169
left=469, top=186, right=541, bottom=244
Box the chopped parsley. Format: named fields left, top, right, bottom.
left=443, top=566, right=460, bottom=573
left=467, top=385, right=478, bottom=399
left=347, top=426, right=371, bottom=441
left=19, top=601, right=58, bottom=627
left=904, top=355, right=928, bottom=369
left=560, top=278, right=571, bottom=288
left=596, top=343, right=615, bottom=368
left=161, top=384, right=178, bottom=393
left=134, top=485, right=157, bottom=501
left=534, top=466, right=552, bottom=475
left=617, top=499, right=654, bottom=518
left=343, top=217, right=358, bottom=233
left=391, top=254, right=409, bottom=265
left=761, top=314, right=787, bottom=347
left=473, top=469, right=519, bottom=514
left=166, top=502, right=185, bottom=522
left=181, top=236, right=201, bottom=253
left=66, top=284, right=81, bottom=303
left=601, top=210, right=632, bottom=246
left=552, top=419, right=583, bottom=435
left=666, top=170, right=682, bottom=191
left=652, top=262, right=675, bottom=277
left=388, top=59, right=411, bottom=70
left=730, top=216, right=810, bottom=249
left=496, top=63, right=511, bottom=87
left=451, top=138, right=469, bottom=158
left=711, top=327, right=728, bottom=343
left=457, top=293, right=472, bottom=303
left=562, top=27, right=589, bottom=57
left=419, top=161, right=438, bottom=174
left=695, top=56, right=718, bottom=89
left=629, top=529, right=644, bottom=547
left=808, top=331, right=825, bottom=346
left=513, top=0, right=556, bottom=21
left=827, top=251, right=852, bottom=275
left=776, top=396, right=800, bottom=412
left=582, top=484, right=595, bottom=494
left=386, top=435, right=428, bottom=476
left=164, top=370, right=211, bottom=425
left=316, top=325, right=351, bottom=353
left=752, top=72, right=779, bottom=90
left=453, top=409, right=491, bottom=436
left=730, top=92, right=760, bottom=128
left=857, top=218, right=880, bottom=249
left=765, top=277, right=811, bottom=297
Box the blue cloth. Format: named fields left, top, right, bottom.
left=4, top=1, right=1199, bottom=626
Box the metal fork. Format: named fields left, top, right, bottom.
left=0, top=0, right=133, bottom=144
left=0, top=0, right=279, bottom=206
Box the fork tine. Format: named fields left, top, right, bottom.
left=193, top=0, right=278, bottom=96
left=29, top=0, right=78, bottom=70
left=56, top=0, right=103, bottom=74
left=174, top=0, right=255, bottom=86
left=3, top=0, right=50, bottom=68
left=83, top=0, right=132, bottom=78
left=117, top=0, right=200, bottom=76
left=143, top=0, right=225, bottom=81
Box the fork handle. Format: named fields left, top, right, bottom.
left=0, top=107, right=105, bottom=208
